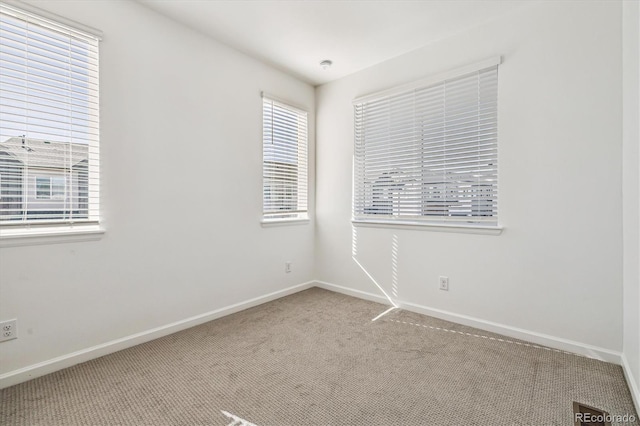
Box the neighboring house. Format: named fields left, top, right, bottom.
left=364, top=170, right=495, bottom=218
left=263, top=160, right=298, bottom=213
left=0, top=137, right=89, bottom=222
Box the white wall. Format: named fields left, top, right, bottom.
left=623, top=0, right=640, bottom=408
left=0, top=0, right=315, bottom=378
left=316, top=1, right=623, bottom=354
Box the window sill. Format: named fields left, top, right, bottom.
left=0, top=225, right=105, bottom=247
left=261, top=217, right=310, bottom=227
left=352, top=219, right=503, bottom=235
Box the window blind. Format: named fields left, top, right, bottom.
left=262, top=95, right=308, bottom=220
left=354, top=62, right=499, bottom=226
left=0, top=3, right=100, bottom=226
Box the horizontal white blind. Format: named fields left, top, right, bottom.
left=354, top=64, right=498, bottom=226
left=263, top=96, right=308, bottom=219
left=0, top=4, right=99, bottom=226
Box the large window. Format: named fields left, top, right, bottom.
left=0, top=4, right=100, bottom=226
left=262, top=95, right=308, bottom=221
left=353, top=59, right=499, bottom=227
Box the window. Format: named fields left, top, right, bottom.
left=35, top=176, right=65, bottom=200
left=35, top=176, right=51, bottom=199
left=353, top=58, right=500, bottom=227
left=52, top=176, right=65, bottom=199
left=0, top=4, right=100, bottom=226
left=262, top=94, right=308, bottom=222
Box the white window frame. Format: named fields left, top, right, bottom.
left=352, top=57, right=502, bottom=233
left=261, top=92, right=309, bottom=225
left=0, top=2, right=104, bottom=246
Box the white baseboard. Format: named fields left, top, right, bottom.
left=0, top=281, right=315, bottom=389
left=314, top=280, right=392, bottom=305
left=2, top=280, right=630, bottom=396
left=315, top=281, right=622, bottom=365
left=399, top=300, right=622, bottom=364
left=622, top=353, right=640, bottom=414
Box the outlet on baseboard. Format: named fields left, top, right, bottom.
left=439, top=276, right=449, bottom=291
left=0, top=319, right=17, bottom=342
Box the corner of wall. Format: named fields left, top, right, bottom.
left=622, top=0, right=640, bottom=414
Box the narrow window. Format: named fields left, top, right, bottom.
left=262, top=95, right=308, bottom=222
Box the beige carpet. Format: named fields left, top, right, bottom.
left=1, top=287, right=637, bottom=425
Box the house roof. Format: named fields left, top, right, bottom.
left=0, top=137, right=89, bottom=169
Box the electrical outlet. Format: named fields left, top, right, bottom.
left=285, top=261, right=292, bottom=273
left=439, top=276, right=449, bottom=291
left=0, top=319, right=17, bottom=342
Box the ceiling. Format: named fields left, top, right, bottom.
left=138, top=0, right=528, bottom=86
